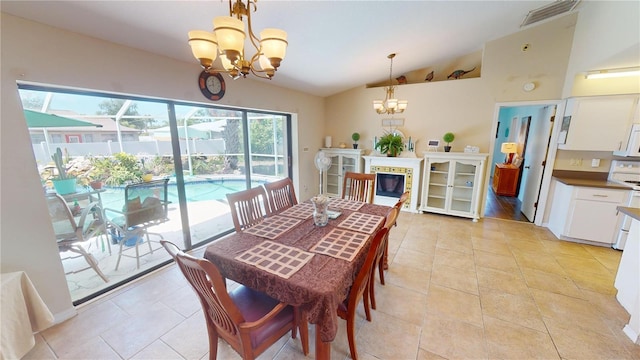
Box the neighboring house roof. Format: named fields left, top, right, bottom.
left=35, top=109, right=141, bottom=133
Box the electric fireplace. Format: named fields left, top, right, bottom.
left=363, top=156, right=423, bottom=212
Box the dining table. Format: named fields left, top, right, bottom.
left=204, top=198, right=392, bottom=359
left=1, top=271, right=55, bottom=360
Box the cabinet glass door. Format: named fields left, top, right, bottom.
left=342, top=156, right=357, bottom=174
left=426, top=160, right=449, bottom=210
left=450, top=161, right=476, bottom=213
left=325, top=155, right=340, bottom=196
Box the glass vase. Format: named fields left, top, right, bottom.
left=311, top=195, right=329, bottom=227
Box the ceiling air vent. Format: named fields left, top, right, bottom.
left=521, top=0, right=580, bottom=27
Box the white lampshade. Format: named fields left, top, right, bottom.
left=260, top=28, right=287, bottom=67
left=213, top=16, right=245, bottom=61
left=188, top=30, right=218, bottom=66
left=387, top=98, right=398, bottom=109
left=373, top=100, right=383, bottom=110
left=397, top=100, right=408, bottom=111
left=501, top=142, right=518, bottom=154
left=259, top=55, right=274, bottom=71
left=220, top=53, right=235, bottom=71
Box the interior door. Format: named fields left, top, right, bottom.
left=520, top=106, right=555, bottom=221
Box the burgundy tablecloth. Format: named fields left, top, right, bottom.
left=204, top=202, right=390, bottom=342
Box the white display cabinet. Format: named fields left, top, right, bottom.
left=320, top=148, right=364, bottom=197
left=419, top=152, right=488, bottom=221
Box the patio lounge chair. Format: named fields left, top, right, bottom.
left=46, top=193, right=109, bottom=282
left=103, top=178, right=170, bottom=270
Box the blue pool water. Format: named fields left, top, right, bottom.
left=99, top=178, right=265, bottom=210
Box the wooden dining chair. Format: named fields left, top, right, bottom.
left=396, top=190, right=410, bottom=216
left=341, top=172, right=375, bottom=203
left=337, top=226, right=388, bottom=360
left=368, top=194, right=408, bottom=311
left=369, top=207, right=399, bottom=311
left=263, top=177, right=298, bottom=213
left=160, top=240, right=309, bottom=360
left=226, top=186, right=272, bottom=232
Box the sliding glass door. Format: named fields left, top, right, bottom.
left=19, top=84, right=291, bottom=303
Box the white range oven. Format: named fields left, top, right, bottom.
left=609, top=160, right=640, bottom=250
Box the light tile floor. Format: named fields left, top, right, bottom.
left=26, top=212, right=640, bottom=359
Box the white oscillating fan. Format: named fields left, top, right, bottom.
left=314, top=150, right=332, bottom=194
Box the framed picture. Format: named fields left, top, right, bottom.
left=427, top=139, right=439, bottom=151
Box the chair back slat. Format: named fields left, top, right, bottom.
left=342, top=172, right=375, bottom=203
left=264, top=177, right=298, bottom=213
left=384, top=207, right=399, bottom=229
left=226, top=186, right=271, bottom=232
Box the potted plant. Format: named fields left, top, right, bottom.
left=443, top=132, right=455, bottom=152
left=351, top=132, right=360, bottom=149
left=50, top=147, right=77, bottom=194
left=375, top=132, right=404, bottom=157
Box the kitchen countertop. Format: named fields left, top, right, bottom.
left=552, top=170, right=633, bottom=190
left=617, top=206, right=640, bottom=222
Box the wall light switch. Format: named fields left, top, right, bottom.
left=591, top=158, right=600, bottom=167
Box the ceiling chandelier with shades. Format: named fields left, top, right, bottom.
left=188, top=0, right=288, bottom=80
left=373, top=53, right=408, bottom=115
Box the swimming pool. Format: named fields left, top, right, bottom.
left=99, top=178, right=266, bottom=210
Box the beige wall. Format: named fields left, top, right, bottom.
left=0, top=13, right=323, bottom=318
left=325, top=13, right=578, bottom=159
left=483, top=13, right=577, bottom=102
left=326, top=78, right=495, bottom=155
left=564, top=1, right=640, bottom=97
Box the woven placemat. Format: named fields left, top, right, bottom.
left=279, top=202, right=314, bottom=219
left=328, top=198, right=365, bottom=211
left=235, top=240, right=314, bottom=279
left=243, top=215, right=302, bottom=239
left=310, top=228, right=369, bottom=262
left=337, top=212, right=384, bottom=234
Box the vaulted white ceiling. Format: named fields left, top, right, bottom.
left=2, top=1, right=582, bottom=97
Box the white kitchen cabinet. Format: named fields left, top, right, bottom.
left=559, top=95, right=638, bottom=151
left=548, top=179, right=630, bottom=245
left=614, top=215, right=640, bottom=343
left=419, top=152, right=488, bottom=221
left=320, top=148, right=364, bottom=197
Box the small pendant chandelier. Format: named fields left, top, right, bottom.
left=188, top=0, right=288, bottom=80
left=373, top=53, right=408, bottom=115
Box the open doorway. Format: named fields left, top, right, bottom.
left=485, top=103, right=556, bottom=222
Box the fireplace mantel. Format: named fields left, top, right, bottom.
left=363, top=156, right=423, bottom=212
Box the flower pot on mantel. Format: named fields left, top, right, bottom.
left=444, top=146, right=452, bottom=152
left=52, top=178, right=77, bottom=195
left=353, top=144, right=358, bottom=149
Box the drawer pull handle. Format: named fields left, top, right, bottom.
left=592, top=194, right=609, bottom=197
